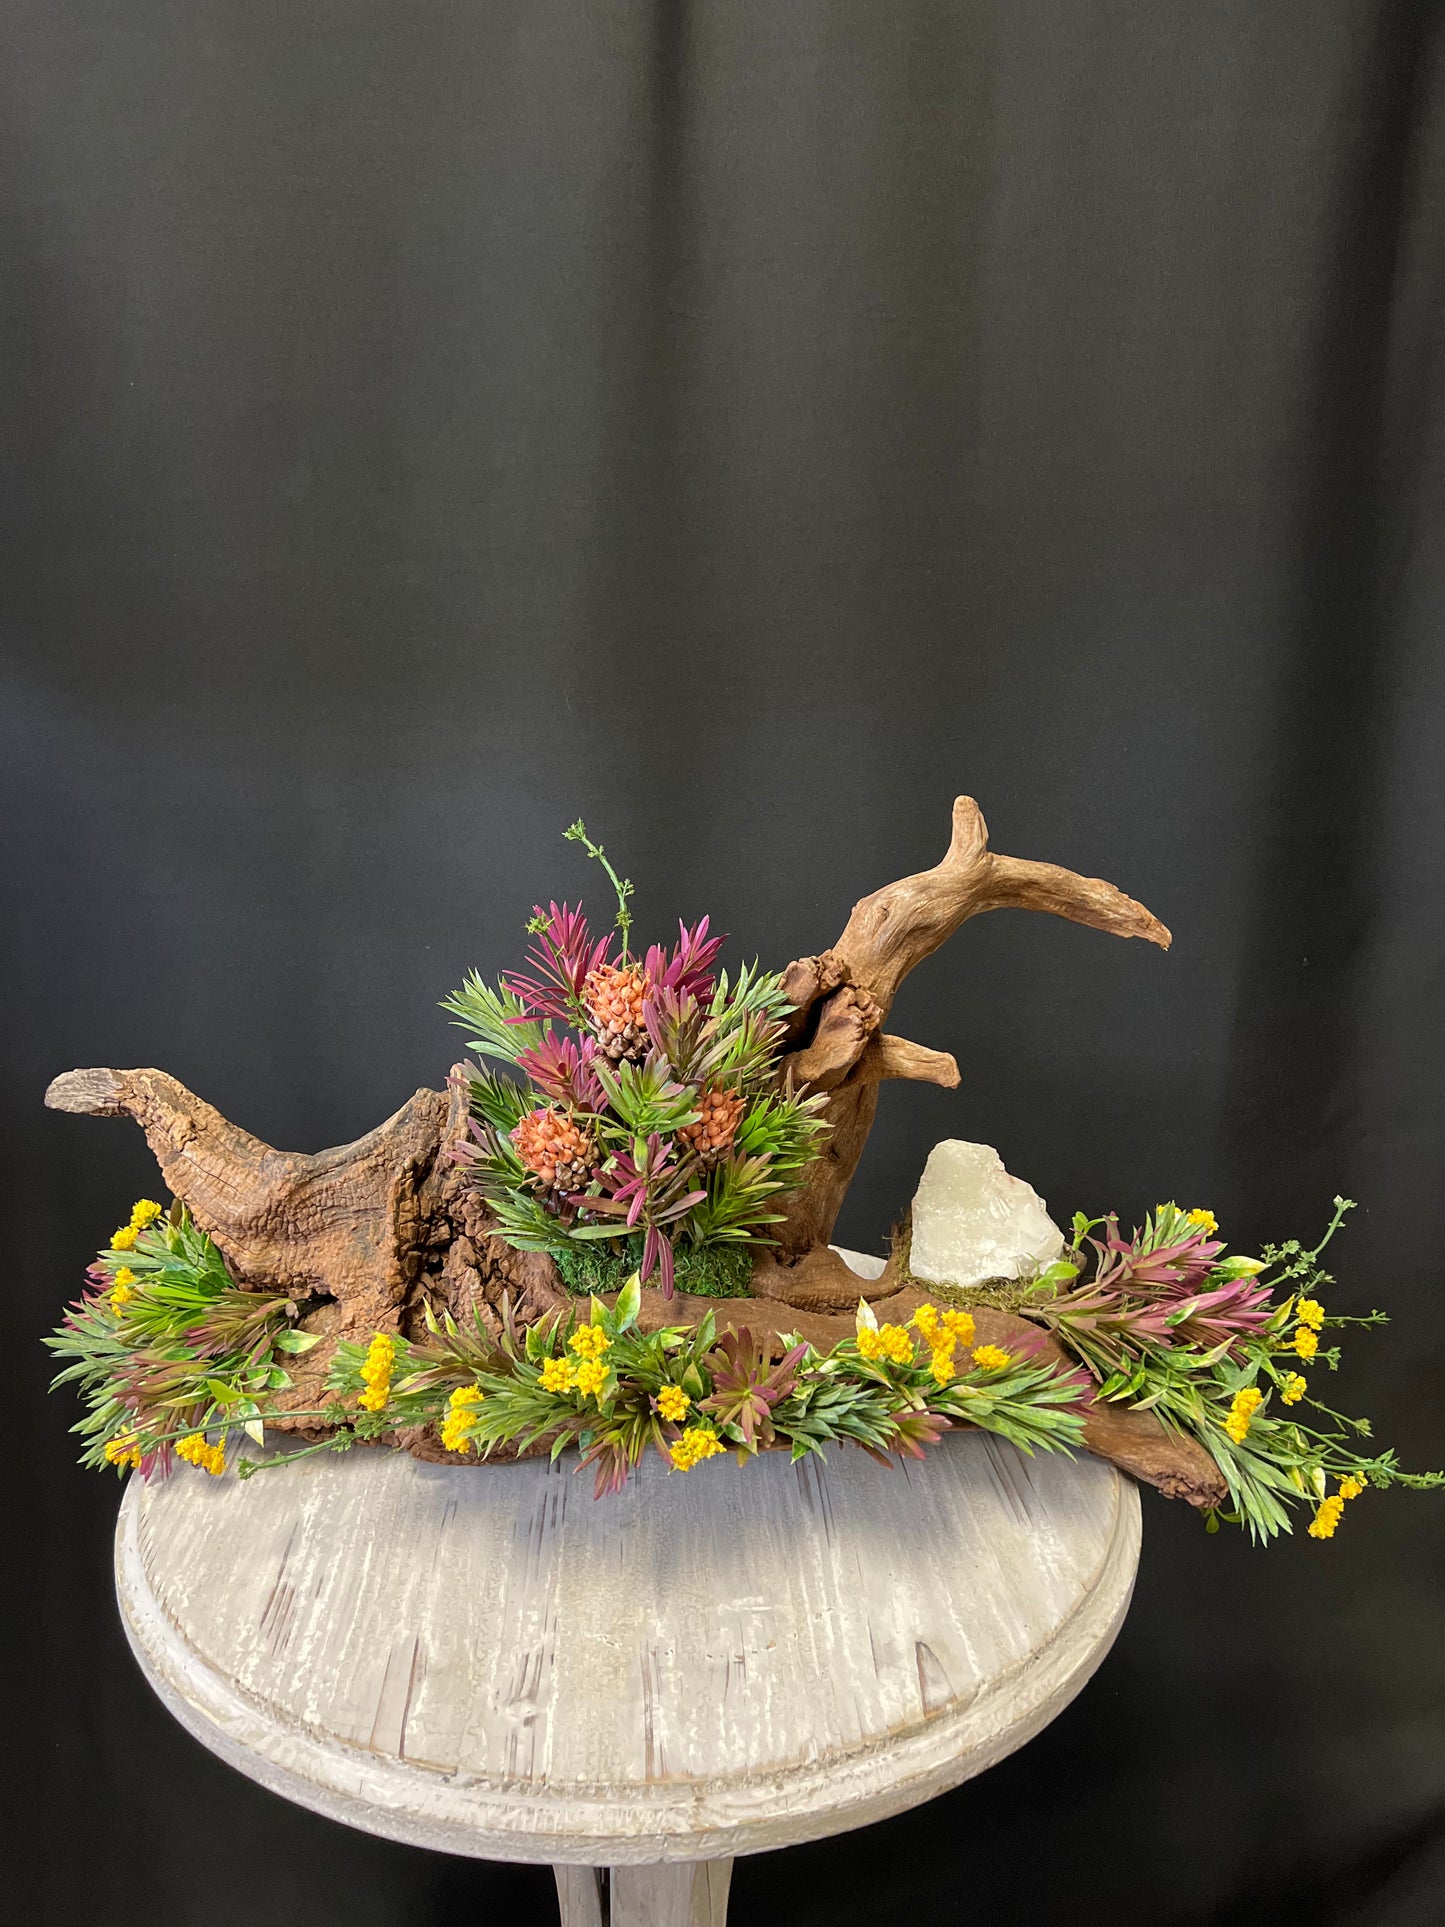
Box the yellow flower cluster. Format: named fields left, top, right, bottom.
left=1280, top=1372, right=1308, bottom=1406
left=573, top=1358, right=610, bottom=1400
left=1224, top=1385, right=1264, bottom=1444
left=176, top=1432, right=226, bottom=1476
left=1293, top=1327, right=1318, bottom=1360
left=1308, top=1493, right=1344, bottom=1539
left=110, top=1266, right=138, bottom=1309
left=669, top=1425, right=725, bottom=1472
left=440, top=1384, right=485, bottom=1454
left=857, top=1323, right=915, bottom=1366
left=533, top=1324, right=614, bottom=1401
left=913, top=1304, right=975, bottom=1345
left=1185, top=1207, right=1218, bottom=1234
left=656, top=1384, right=691, bottom=1423
left=913, top=1303, right=976, bottom=1384
left=569, top=1324, right=611, bottom=1360
left=110, top=1198, right=164, bottom=1252
left=105, top=1434, right=142, bottom=1469
left=1295, top=1298, right=1326, bottom=1330
left=971, top=1344, right=1012, bottom=1373
left=1308, top=1475, right=1366, bottom=1539
left=358, top=1333, right=396, bottom=1412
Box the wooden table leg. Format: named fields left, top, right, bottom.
left=554, top=1861, right=734, bottom=1927
left=555, top=1867, right=606, bottom=1927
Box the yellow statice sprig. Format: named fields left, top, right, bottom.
left=856, top=1322, right=916, bottom=1367
left=176, top=1432, right=226, bottom=1476
left=357, top=1333, right=397, bottom=1412
left=669, top=1425, right=725, bottom=1472
left=912, top=1303, right=975, bottom=1386
left=539, top=1354, right=577, bottom=1393
left=440, top=1384, right=485, bottom=1454
left=655, top=1384, right=691, bottom=1423
left=1224, top=1385, right=1264, bottom=1444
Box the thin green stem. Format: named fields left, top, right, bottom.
left=1306, top=1196, right=1356, bottom=1262
left=118, top=1407, right=346, bottom=1452
left=235, top=1434, right=354, bottom=1477
left=565, top=819, right=634, bottom=957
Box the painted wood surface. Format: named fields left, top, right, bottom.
left=554, top=1861, right=733, bottom=1927
left=116, top=1425, right=1139, bottom=1866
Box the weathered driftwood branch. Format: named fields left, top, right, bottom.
left=47, top=1068, right=447, bottom=1333
left=768, top=796, right=1170, bottom=1257
left=43, top=1065, right=567, bottom=1351
left=42, top=793, right=1211, bottom=1502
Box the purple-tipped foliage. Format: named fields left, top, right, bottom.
left=1090, top=1219, right=1225, bottom=1299
left=1066, top=1218, right=1272, bottom=1360
left=1163, top=1276, right=1274, bottom=1352
left=506, top=902, right=613, bottom=1021
left=579, top=1133, right=707, bottom=1294
left=644, top=916, right=726, bottom=1004
left=515, top=1031, right=606, bottom=1111
left=700, top=1328, right=807, bottom=1447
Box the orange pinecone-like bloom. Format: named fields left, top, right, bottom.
left=511, top=1107, right=597, bottom=1196
left=583, top=963, right=651, bottom=1062
left=679, top=1086, right=746, bottom=1167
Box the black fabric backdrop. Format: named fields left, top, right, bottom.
left=6, top=4, right=1445, bottom=1923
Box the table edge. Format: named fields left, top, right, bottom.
left=115, top=1459, right=1141, bottom=1865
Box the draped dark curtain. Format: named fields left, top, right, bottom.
left=7, top=4, right=1444, bottom=1922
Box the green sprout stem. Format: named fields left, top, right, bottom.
left=235, top=1433, right=359, bottom=1478
left=1307, top=1196, right=1357, bottom=1261
left=565, top=819, right=634, bottom=957
left=115, top=1407, right=346, bottom=1456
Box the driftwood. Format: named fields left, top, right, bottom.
left=43, top=795, right=1213, bottom=1502
left=768, top=795, right=1169, bottom=1256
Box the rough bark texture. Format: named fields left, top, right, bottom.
left=45, top=1066, right=448, bottom=1334
left=43, top=795, right=1202, bottom=1499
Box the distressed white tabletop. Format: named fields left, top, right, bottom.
left=116, top=1427, right=1140, bottom=1868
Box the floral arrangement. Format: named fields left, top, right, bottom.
left=49, top=1189, right=1442, bottom=1538
left=41, top=801, right=1443, bottom=1545
left=440, top=823, right=827, bottom=1296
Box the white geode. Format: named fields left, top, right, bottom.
left=907, top=1140, right=1065, bottom=1289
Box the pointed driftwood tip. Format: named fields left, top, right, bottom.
left=947, top=795, right=989, bottom=863
left=1145, top=915, right=1173, bottom=951
left=45, top=1068, right=127, bottom=1115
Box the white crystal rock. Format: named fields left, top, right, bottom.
left=908, top=1140, right=1065, bottom=1288
left=830, top=1246, right=889, bottom=1281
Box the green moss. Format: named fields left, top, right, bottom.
left=888, top=1217, right=1056, bottom=1313
left=551, top=1237, right=755, bottom=1300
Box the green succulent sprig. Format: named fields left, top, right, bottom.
left=46, top=1202, right=309, bottom=1472
left=993, top=1196, right=1445, bottom=1541
left=316, top=1276, right=1089, bottom=1498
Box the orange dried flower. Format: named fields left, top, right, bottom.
left=583, top=963, right=651, bottom=1062
left=511, top=1107, right=597, bottom=1195
left=679, top=1086, right=746, bottom=1167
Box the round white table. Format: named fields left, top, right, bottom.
left=116, top=1429, right=1140, bottom=1926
